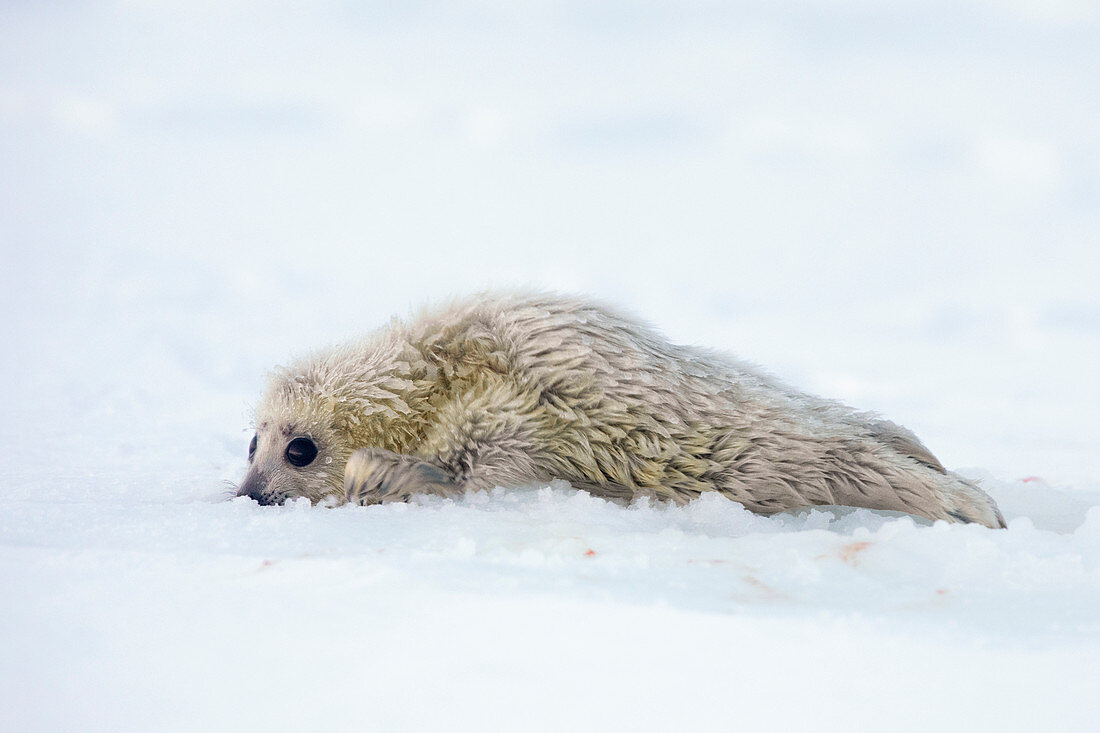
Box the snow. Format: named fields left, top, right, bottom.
left=1, top=1, right=1099, bottom=731
left=3, top=487, right=1099, bottom=731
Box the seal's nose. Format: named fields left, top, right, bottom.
left=237, top=471, right=273, bottom=504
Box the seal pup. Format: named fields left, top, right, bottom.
left=237, top=292, right=1005, bottom=528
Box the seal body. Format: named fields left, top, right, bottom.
left=238, top=292, right=1005, bottom=528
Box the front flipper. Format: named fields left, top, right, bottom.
left=343, top=448, right=458, bottom=505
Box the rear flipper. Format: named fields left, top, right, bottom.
left=867, top=419, right=1005, bottom=528
left=939, top=473, right=1006, bottom=528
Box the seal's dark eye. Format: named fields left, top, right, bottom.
left=248, top=434, right=258, bottom=462
left=285, top=437, right=317, bottom=467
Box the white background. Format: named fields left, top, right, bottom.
left=1, top=2, right=1098, bottom=730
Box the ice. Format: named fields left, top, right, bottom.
left=2, top=1, right=1099, bottom=731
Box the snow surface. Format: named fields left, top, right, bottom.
left=2, top=2, right=1099, bottom=731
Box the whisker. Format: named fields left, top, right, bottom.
left=220, top=480, right=240, bottom=501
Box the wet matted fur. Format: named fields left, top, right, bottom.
left=238, top=292, right=1004, bottom=528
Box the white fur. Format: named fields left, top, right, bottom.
left=238, top=291, right=1004, bottom=528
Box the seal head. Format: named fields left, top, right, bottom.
left=236, top=367, right=358, bottom=505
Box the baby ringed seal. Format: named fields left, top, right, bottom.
left=238, top=292, right=1005, bottom=528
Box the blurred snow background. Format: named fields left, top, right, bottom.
left=1, top=1, right=1098, bottom=730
